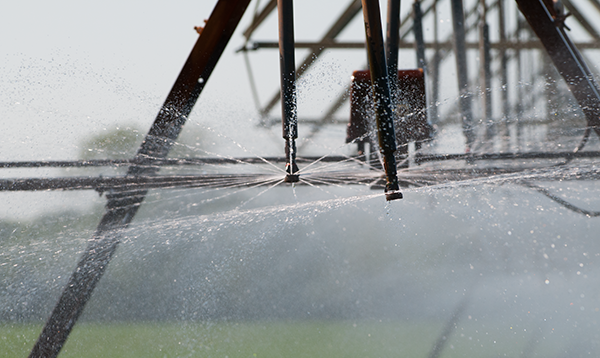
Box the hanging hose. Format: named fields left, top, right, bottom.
left=521, top=181, right=600, bottom=217
left=556, top=126, right=592, bottom=166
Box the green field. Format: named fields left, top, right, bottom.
left=0, top=320, right=567, bottom=357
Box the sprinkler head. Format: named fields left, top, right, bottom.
left=284, top=162, right=299, bottom=183
left=284, top=173, right=299, bottom=183
left=385, top=180, right=403, bottom=201
left=385, top=190, right=403, bottom=201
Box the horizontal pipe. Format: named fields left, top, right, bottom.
left=3, top=161, right=600, bottom=192
left=240, top=40, right=600, bottom=50
left=3, top=149, right=600, bottom=169
left=415, top=151, right=600, bottom=164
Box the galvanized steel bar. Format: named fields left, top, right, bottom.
left=28, top=1, right=251, bottom=357
left=361, top=0, right=402, bottom=200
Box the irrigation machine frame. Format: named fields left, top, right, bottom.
left=1, top=0, right=600, bottom=356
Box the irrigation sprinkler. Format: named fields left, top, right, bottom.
left=0, top=1, right=599, bottom=356
left=277, top=0, right=300, bottom=183
left=361, top=0, right=403, bottom=200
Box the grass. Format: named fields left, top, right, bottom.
left=0, top=320, right=567, bottom=357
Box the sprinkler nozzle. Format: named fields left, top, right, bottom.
left=384, top=177, right=403, bottom=200
left=385, top=190, right=403, bottom=201
left=284, top=162, right=299, bottom=183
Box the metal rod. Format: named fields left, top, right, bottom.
left=450, top=0, right=475, bottom=152
left=0, top=155, right=359, bottom=169
left=387, top=0, right=408, bottom=166
left=5, top=151, right=600, bottom=193
left=479, top=0, right=492, bottom=144
left=28, top=1, right=251, bottom=357
left=430, top=0, right=440, bottom=126
left=386, top=0, right=401, bottom=80
left=497, top=0, right=509, bottom=151
left=242, top=39, right=600, bottom=51
left=277, top=0, right=299, bottom=182
left=242, top=0, right=277, bottom=40
left=514, top=11, right=523, bottom=150
left=361, top=0, right=402, bottom=200
left=561, top=0, right=600, bottom=41
left=414, top=150, right=600, bottom=164
left=413, top=0, right=426, bottom=70
left=515, top=0, right=600, bottom=139
left=261, top=0, right=362, bottom=118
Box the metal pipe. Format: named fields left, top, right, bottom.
left=515, top=0, right=600, bottom=139
left=261, top=0, right=362, bottom=118
left=430, top=0, right=440, bottom=126
left=479, top=0, right=492, bottom=144
left=497, top=0, right=509, bottom=151
left=386, top=0, right=401, bottom=84
left=243, top=0, right=277, bottom=40
left=387, top=0, right=407, bottom=165
left=361, top=0, right=403, bottom=200
left=450, top=0, right=475, bottom=152
left=412, top=0, right=427, bottom=153
left=277, top=0, right=299, bottom=182
left=413, top=0, right=426, bottom=70
left=244, top=39, right=600, bottom=51
left=28, top=1, right=251, bottom=357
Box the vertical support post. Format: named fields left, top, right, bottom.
left=386, top=0, right=401, bottom=89
left=28, top=1, right=251, bottom=357
left=479, top=0, right=493, bottom=146
left=412, top=0, right=427, bottom=152
left=515, top=10, right=524, bottom=150
left=277, top=0, right=299, bottom=182
left=497, top=0, right=509, bottom=151
left=515, top=0, right=600, bottom=139
left=430, top=0, right=440, bottom=126
left=413, top=0, right=426, bottom=71
left=386, top=0, right=407, bottom=167
left=361, top=0, right=403, bottom=200
left=450, top=0, right=475, bottom=153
